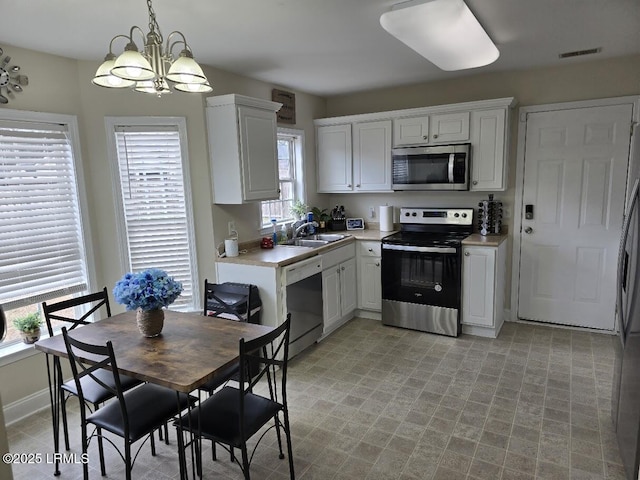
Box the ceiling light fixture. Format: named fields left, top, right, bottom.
left=380, top=0, right=499, bottom=71
left=92, top=0, right=212, bottom=96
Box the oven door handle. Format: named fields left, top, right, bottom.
left=448, top=153, right=455, bottom=183
left=382, top=244, right=457, bottom=254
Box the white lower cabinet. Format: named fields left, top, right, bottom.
left=321, top=244, right=357, bottom=335
left=357, top=241, right=382, bottom=312
left=461, top=241, right=507, bottom=337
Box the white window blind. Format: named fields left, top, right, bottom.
left=0, top=119, right=88, bottom=310
left=113, top=125, right=196, bottom=310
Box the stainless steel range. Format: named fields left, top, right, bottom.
left=381, top=207, right=473, bottom=337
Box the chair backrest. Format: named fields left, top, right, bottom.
left=203, top=279, right=254, bottom=322
left=0, top=304, right=6, bottom=342
left=61, top=327, right=130, bottom=433
left=237, top=314, right=291, bottom=432
left=42, top=287, right=111, bottom=338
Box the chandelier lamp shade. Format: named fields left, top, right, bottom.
left=92, top=0, right=212, bottom=95
left=380, top=0, right=499, bottom=71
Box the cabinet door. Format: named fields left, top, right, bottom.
left=237, top=105, right=280, bottom=201
left=470, top=108, right=507, bottom=191
left=393, top=116, right=429, bottom=146
left=353, top=120, right=392, bottom=191
left=430, top=111, right=470, bottom=143
left=340, top=258, right=357, bottom=316
left=462, top=247, right=496, bottom=327
left=317, top=124, right=352, bottom=192
left=358, top=256, right=381, bottom=311
left=322, top=267, right=342, bottom=332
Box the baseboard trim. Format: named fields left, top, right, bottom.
left=4, top=387, right=51, bottom=426
left=355, top=309, right=381, bottom=320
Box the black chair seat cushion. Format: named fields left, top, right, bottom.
left=178, top=386, right=282, bottom=447
left=88, top=384, right=195, bottom=443
left=198, top=362, right=240, bottom=394
left=61, top=369, right=142, bottom=405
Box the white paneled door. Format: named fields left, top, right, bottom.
left=518, top=104, right=633, bottom=329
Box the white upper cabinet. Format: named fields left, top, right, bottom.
left=317, top=124, right=352, bottom=192
left=317, top=120, right=392, bottom=193
left=353, top=120, right=392, bottom=191
left=470, top=108, right=507, bottom=191
left=206, top=94, right=282, bottom=204
left=430, top=111, right=470, bottom=143
left=394, top=116, right=430, bottom=145
left=393, top=111, right=469, bottom=146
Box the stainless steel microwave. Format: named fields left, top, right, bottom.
left=392, top=143, right=470, bottom=191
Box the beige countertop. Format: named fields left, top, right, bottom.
left=215, top=228, right=397, bottom=268
left=461, top=233, right=509, bottom=247
left=216, top=229, right=506, bottom=267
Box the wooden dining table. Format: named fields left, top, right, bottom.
left=34, top=309, right=275, bottom=478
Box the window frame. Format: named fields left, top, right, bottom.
left=259, top=128, right=306, bottom=230
left=105, top=116, right=200, bottom=312
left=0, top=108, right=95, bottom=362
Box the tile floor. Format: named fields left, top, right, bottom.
left=6, top=318, right=627, bottom=479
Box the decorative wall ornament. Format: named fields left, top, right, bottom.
left=272, top=89, right=296, bottom=124
left=0, top=47, right=28, bottom=104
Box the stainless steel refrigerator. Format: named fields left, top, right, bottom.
left=613, top=123, right=640, bottom=480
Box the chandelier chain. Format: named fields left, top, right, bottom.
left=146, top=0, right=162, bottom=41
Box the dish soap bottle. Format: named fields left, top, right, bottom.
left=271, top=219, right=278, bottom=245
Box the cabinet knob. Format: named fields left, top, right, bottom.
left=524, top=227, right=533, bottom=234
left=368, top=248, right=373, bottom=252
left=472, top=180, right=478, bottom=185
left=375, top=262, right=380, bottom=267
left=347, top=184, right=352, bottom=188
left=356, top=184, right=360, bottom=188
left=464, top=251, right=470, bottom=256
left=341, top=266, right=345, bottom=271
left=423, top=135, right=428, bottom=140
left=433, top=134, right=438, bottom=139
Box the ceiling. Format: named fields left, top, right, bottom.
left=1, top=0, right=639, bottom=97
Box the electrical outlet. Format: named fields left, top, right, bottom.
left=369, top=206, right=375, bottom=219
left=228, top=220, right=236, bottom=235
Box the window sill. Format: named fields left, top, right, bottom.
left=0, top=340, right=41, bottom=367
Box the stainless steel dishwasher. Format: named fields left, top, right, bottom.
left=282, top=256, right=323, bottom=358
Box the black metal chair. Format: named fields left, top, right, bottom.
left=42, top=288, right=143, bottom=454
left=199, top=280, right=261, bottom=395
left=61, top=327, right=197, bottom=480
left=0, top=303, right=6, bottom=342
left=176, top=314, right=294, bottom=479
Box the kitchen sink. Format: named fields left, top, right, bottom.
left=286, top=239, right=330, bottom=248
left=283, top=233, right=348, bottom=248
left=308, top=234, right=347, bottom=242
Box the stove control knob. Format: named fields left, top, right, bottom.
left=405, top=212, right=410, bottom=217
left=434, top=284, right=443, bottom=292
left=454, top=213, right=460, bottom=218
left=412, top=212, right=417, bottom=217
left=462, top=213, right=467, bottom=218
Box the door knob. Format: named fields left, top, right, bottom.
left=464, top=252, right=470, bottom=256
left=524, top=227, right=533, bottom=234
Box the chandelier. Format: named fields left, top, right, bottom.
left=92, top=0, right=212, bottom=95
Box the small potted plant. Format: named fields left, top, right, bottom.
left=13, top=312, right=42, bottom=344
left=311, top=207, right=331, bottom=231
left=290, top=200, right=309, bottom=220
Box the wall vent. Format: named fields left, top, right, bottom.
left=559, top=47, right=602, bottom=59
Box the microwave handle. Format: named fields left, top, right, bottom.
left=448, top=153, right=455, bottom=183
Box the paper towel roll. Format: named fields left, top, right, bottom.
left=225, top=238, right=239, bottom=257
left=379, top=206, right=394, bottom=231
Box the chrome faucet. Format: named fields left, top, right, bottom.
left=294, top=221, right=319, bottom=237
